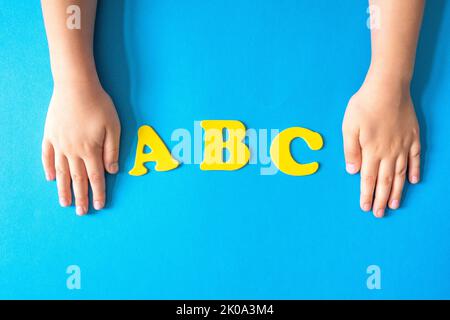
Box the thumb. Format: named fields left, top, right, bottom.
left=343, top=128, right=362, bottom=175
left=103, top=126, right=121, bottom=174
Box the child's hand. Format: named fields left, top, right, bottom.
left=42, top=81, right=121, bottom=215
left=342, top=72, right=421, bottom=218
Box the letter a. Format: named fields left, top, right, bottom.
left=129, top=125, right=179, bottom=176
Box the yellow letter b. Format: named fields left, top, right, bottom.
left=200, top=120, right=250, bottom=171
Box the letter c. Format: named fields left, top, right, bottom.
left=270, top=127, right=323, bottom=176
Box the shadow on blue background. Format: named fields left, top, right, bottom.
left=412, top=0, right=447, bottom=184
left=0, top=0, right=449, bottom=299
left=95, top=0, right=136, bottom=210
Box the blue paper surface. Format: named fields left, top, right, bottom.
left=0, top=0, right=449, bottom=299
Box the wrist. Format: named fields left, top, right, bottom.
left=52, top=74, right=105, bottom=99
left=364, top=64, right=412, bottom=95
left=50, top=52, right=100, bottom=87
left=367, top=60, right=413, bottom=89
left=52, top=68, right=101, bottom=91
left=356, top=66, right=413, bottom=111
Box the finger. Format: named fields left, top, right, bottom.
left=55, top=153, right=71, bottom=207
left=84, top=152, right=106, bottom=211
left=388, top=156, right=407, bottom=210
left=343, top=128, right=362, bottom=174
left=68, top=157, right=89, bottom=216
left=360, top=153, right=379, bottom=213
left=42, top=140, right=56, bottom=181
left=103, top=127, right=120, bottom=174
left=373, top=159, right=395, bottom=218
left=408, top=141, right=421, bottom=184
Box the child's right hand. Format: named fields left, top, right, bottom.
left=42, top=81, right=121, bottom=215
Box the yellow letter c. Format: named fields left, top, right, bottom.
left=270, top=127, right=323, bottom=176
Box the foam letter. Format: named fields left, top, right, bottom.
left=129, top=125, right=179, bottom=176
left=270, top=127, right=323, bottom=176
left=200, top=120, right=250, bottom=171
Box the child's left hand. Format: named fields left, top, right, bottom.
left=42, top=81, right=121, bottom=215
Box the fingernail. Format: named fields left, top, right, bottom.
left=94, top=201, right=104, bottom=211
left=390, top=199, right=400, bottom=209
left=59, top=197, right=69, bottom=207
left=109, top=163, right=119, bottom=174
left=346, top=163, right=357, bottom=174
left=375, top=208, right=385, bottom=218
left=411, top=176, right=419, bottom=184
left=362, top=203, right=371, bottom=212
left=46, top=173, right=51, bottom=181
left=76, top=206, right=86, bottom=216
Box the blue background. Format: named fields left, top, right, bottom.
left=0, top=0, right=449, bottom=299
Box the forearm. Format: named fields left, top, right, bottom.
left=41, top=0, right=99, bottom=85
left=368, top=0, right=425, bottom=85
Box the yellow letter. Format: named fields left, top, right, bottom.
left=200, top=120, right=250, bottom=171
left=129, top=125, right=179, bottom=176
left=270, top=127, right=323, bottom=176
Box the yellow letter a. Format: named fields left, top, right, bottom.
left=129, top=125, right=179, bottom=176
